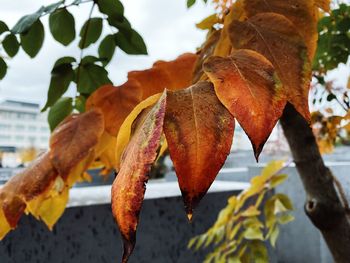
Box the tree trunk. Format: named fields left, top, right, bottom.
left=280, top=103, right=350, bottom=263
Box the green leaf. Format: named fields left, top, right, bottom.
left=250, top=241, right=269, bottom=263
left=97, top=0, right=124, bottom=18
left=77, top=63, right=112, bottom=94
left=12, top=7, right=45, bottom=34
left=20, top=19, right=45, bottom=58
left=43, top=0, right=64, bottom=14
left=114, top=29, right=147, bottom=55
left=274, top=194, right=293, bottom=211
left=187, top=0, right=196, bottom=8
left=0, top=21, right=9, bottom=35
left=74, top=95, right=86, bottom=113
left=48, top=97, right=73, bottom=131
left=108, top=16, right=132, bottom=35
left=270, top=174, right=288, bottom=188
left=2, top=34, right=19, bottom=57
left=277, top=214, right=295, bottom=225
left=42, top=61, right=75, bottom=112
left=49, top=8, right=76, bottom=46
left=79, top=17, right=103, bottom=49
left=243, top=227, right=264, bottom=241
left=81, top=55, right=102, bottom=65
left=0, top=58, right=7, bottom=80
left=269, top=225, right=279, bottom=247
left=54, top=56, right=76, bottom=68
left=98, top=34, right=116, bottom=65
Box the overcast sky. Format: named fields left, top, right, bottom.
left=0, top=0, right=213, bottom=105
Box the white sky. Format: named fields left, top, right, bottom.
left=0, top=0, right=213, bottom=105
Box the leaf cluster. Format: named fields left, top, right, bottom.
left=0, top=0, right=147, bottom=130
left=188, top=161, right=294, bottom=263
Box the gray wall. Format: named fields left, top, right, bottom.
left=0, top=190, right=241, bottom=263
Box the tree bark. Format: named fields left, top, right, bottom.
left=280, top=103, right=350, bottom=263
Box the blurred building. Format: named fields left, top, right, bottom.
left=0, top=99, right=50, bottom=151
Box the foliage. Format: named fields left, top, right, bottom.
left=0, top=0, right=345, bottom=263
left=311, top=3, right=350, bottom=153
left=0, top=0, right=147, bottom=130
left=188, top=161, right=294, bottom=263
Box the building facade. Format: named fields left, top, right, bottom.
left=0, top=99, right=50, bottom=151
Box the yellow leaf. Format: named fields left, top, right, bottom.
left=270, top=174, right=288, bottom=188
left=241, top=206, right=261, bottom=217
left=252, top=160, right=284, bottom=186
left=36, top=187, right=69, bottom=230
left=243, top=227, right=264, bottom=240
left=115, top=93, right=162, bottom=170
left=0, top=204, right=12, bottom=240
left=196, top=14, right=219, bottom=30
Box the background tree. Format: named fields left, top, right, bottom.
left=0, top=0, right=350, bottom=263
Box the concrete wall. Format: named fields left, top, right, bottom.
left=0, top=187, right=243, bottom=263
left=248, top=163, right=350, bottom=263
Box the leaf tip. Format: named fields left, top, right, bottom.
left=187, top=212, right=193, bottom=222
left=122, top=237, right=135, bottom=263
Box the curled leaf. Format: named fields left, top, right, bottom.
left=204, top=49, right=286, bottom=158
left=164, top=81, right=234, bottom=217
left=111, top=91, right=167, bottom=263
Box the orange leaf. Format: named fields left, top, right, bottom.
left=229, top=12, right=312, bottom=121
left=87, top=53, right=197, bottom=136
left=204, top=50, right=286, bottom=158
left=242, top=0, right=320, bottom=60
left=111, top=91, right=167, bottom=263
left=163, top=81, right=234, bottom=217
left=86, top=82, right=142, bottom=136
left=128, top=53, right=197, bottom=99
left=50, top=109, right=104, bottom=179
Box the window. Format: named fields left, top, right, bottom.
left=0, top=135, right=11, bottom=140
left=15, top=124, right=25, bottom=131
left=0, top=124, right=11, bottom=130
left=15, top=136, right=24, bottom=141
left=28, top=126, right=36, bottom=131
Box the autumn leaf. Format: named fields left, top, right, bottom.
left=203, top=49, right=286, bottom=158
left=242, top=0, right=320, bottom=60
left=115, top=93, right=162, bottom=170
left=128, top=53, right=197, bottom=99
left=87, top=53, right=197, bottom=136
left=111, top=91, right=167, bottom=263
left=229, top=12, right=312, bottom=121
left=163, top=81, right=234, bottom=218
left=213, top=0, right=246, bottom=57
left=50, top=109, right=104, bottom=179
left=193, top=30, right=221, bottom=83
left=315, top=0, right=331, bottom=12
left=86, top=83, right=142, bottom=136
left=0, top=152, right=57, bottom=237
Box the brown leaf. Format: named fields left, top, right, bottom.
left=163, top=81, right=234, bottom=217
left=229, top=12, right=312, bottom=121
left=0, top=152, right=57, bottom=228
left=204, top=50, right=286, bottom=158
left=242, top=0, right=319, bottom=60
left=111, top=91, right=167, bottom=263
left=50, top=109, right=104, bottom=179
